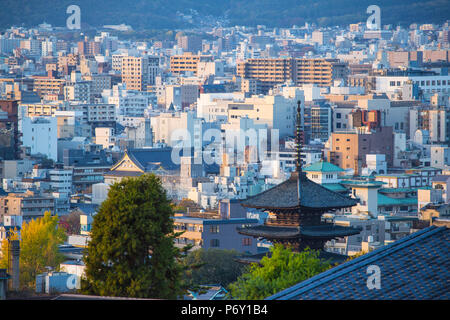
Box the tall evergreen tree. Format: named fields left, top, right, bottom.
left=81, top=174, right=184, bottom=299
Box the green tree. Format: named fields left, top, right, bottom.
left=184, top=248, right=246, bottom=288
left=81, top=174, right=184, bottom=299
left=0, top=212, right=67, bottom=289
left=228, top=244, right=331, bottom=300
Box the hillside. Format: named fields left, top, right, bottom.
left=0, top=0, right=448, bottom=30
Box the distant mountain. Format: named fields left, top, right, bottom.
left=0, top=0, right=448, bottom=31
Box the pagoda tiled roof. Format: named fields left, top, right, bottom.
left=240, top=172, right=357, bottom=210
left=237, top=224, right=361, bottom=239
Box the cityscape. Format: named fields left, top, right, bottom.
left=0, top=0, right=449, bottom=308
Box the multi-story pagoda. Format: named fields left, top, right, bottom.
left=237, top=101, right=361, bottom=262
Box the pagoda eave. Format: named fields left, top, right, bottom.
left=237, top=225, right=300, bottom=239
left=240, top=204, right=353, bottom=212
left=300, top=225, right=363, bottom=239
left=237, top=224, right=362, bottom=240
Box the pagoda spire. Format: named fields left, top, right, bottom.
left=295, top=100, right=304, bottom=174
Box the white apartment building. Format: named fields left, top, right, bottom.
left=150, top=111, right=202, bottom=149
left=64, top=81, right=91, bottom=103
left=197, top=92, right=246, bottom=122
left=21, top=116, right=58, bottom=161
left=112, top=53, right=126, bottom=72
left=41, top=39, right=56, bottom=57
left=227, top=91, right=304, bottom=138
left=221, top=116, right=268, bottom=163
left=376, top=74, right=450, bottom=100
left=102, top=84, right=155, bottom=120
left=65, top=102, right=116, bottom=125
left=196, top=61, right=224, bottom=78
left=431, top=145, right=450, bottom=169
left=49, top=168, right=73, bottom=195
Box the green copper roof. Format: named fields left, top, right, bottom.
left=377, top=193, right=417, bottom=206
left=379, top=188, right=417, bottom=194
left=304, top=161, right=344, bottom=173
left=322, top=183, right=349, bottom=192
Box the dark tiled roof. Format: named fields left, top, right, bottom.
left=240, top=172, right=357, bottom=210
left=267, top=226, right=450, bottom=300
left=52, top=294, right=156, bottom=300
left=127, top=148, right=220, bottom=174
left=237, top=224, right=361, bottom=239
left=128, top=148, right=180, bottom=172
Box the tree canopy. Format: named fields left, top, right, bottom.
left=228, top=244, right=331, bottom=300
left=183, top=248, right=246, bottom=289
left=81, top=174, right=185, bottom=299
left=59, top=210, right=81, bottom=235
left=0, top=211, right=67, bottom=289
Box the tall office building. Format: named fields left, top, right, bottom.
left=121, top=56, right=159, bottom=91
left=177, top=35, right=202, bottom=53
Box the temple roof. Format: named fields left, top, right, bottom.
left=236, top=224, right=361, bottom=239
left=266, top=225, right=450, bottom=300
left=240, top=172, right=358, bottom=210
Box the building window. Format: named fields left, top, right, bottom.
left=210, top=239, right=220, bottom=247
left=210, top=225, right=219, bottom=234
left=242, top=238, right=252, bottom=246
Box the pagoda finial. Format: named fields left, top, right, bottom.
left=295, top=100, right=303, bottom=173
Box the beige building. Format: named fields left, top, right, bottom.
left=327, top=127, right=394, bottom=174
left=21, top=102, right=63, bottom=117
left=170, top=53, right=213, bottom=75
left=94, top=127, right=116, bottom=150
left=236, top=58, right=293, bottom=93
left=0, top=190, right=55, bottom=222
left=237, top=58, right=348, bottom=93
left=32, top=77, right=65, bottom=99
left=121, top=56, right=159, bottom=91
